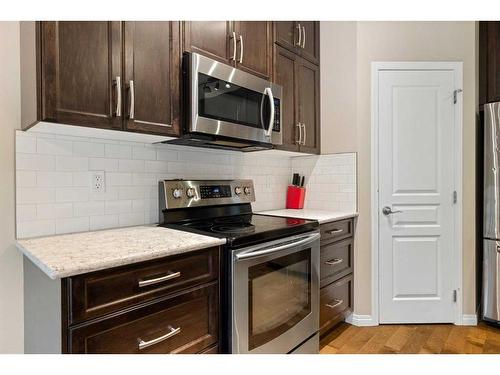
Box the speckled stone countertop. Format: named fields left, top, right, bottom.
left=257, top=209, right=358, bottom=224
left=16, top=226, right=226, bottom=280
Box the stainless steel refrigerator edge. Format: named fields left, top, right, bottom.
left=483, top=102, right=500, bottom=323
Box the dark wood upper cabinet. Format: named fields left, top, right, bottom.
left=479, top=21, right=500, bottom=108
left=273, top=45, right=320, bottom=154
left=233, top=21, right=272, bottom=79
left=297, top=58, right=320, bottom=153
left=123, top=22, right=181, bottom=136
left=273, top=21, right=320, bottom=65
left=274, top=45, right=299, bottom=152
left=40, top=21, right=122, bottom=129
left=299, top=21, right=320, bottom=65
left=182, top=21, right=233, bottom=64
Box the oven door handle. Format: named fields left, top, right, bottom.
left=263, top=87, right=275, bottom=138
left=235, top=232, right=319, bottom=261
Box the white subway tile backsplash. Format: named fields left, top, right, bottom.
left=36, top=203, right=74, bottom=220
left=56, top=156, right=88, bottom=171
left=37, top=138, right=73, bottom=155
left=37, top=171, right=73, bottom=187
left=90, top=215, right=119, bottom=231
left=16, top=131, right=356, bottom=238
left=105, top=144, right=132, bottom=159
left=73, top=141, right=105, bottom=157
left=55, top=217, right=89, bottom=235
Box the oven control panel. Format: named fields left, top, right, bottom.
left=160, top=179, right=255, bottom=210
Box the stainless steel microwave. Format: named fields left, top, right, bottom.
left=168, top=53, right=282, bottom=152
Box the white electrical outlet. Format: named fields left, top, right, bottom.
left=92, top=171, right=106, bottom=193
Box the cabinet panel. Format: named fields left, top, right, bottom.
left=40, top=21, right=122, bottom=129
left=298, top=58, right=320, bottom=154
left=233, top=21, right=272, bottom=79
left=274, top=21, right=298, bottom=52
left=479, top=21, right=488, bottom=108
left=123, top=21, right=181, bottom=136
left=69, top=283, right=218, bottom=354
left=299, top=21, right=320, bottom=64
left=273, top=45, right=299, bottom=152
left=487, top=22, right=500, bottom=103
left=182, top=21, right=232, bottom=64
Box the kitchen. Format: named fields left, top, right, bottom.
left=1, top=0, right=500, bottom=371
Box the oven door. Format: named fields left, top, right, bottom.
left=231, top=231, right=320, bottom=354
left=189, top=52, right=282, bottom=146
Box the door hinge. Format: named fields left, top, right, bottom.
left=453, top=89, right=463, bottom=104
left=453, top=190, right=457, bottom=204
left=453, top=290, right=457, bottom=303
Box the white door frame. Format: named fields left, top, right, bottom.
left=371, top=62, right=463, bottom=325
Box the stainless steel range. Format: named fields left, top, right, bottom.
left=159, top=179, right=320, bottom=354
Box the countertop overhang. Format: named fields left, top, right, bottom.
left=257, top=209, right=358, bottom=224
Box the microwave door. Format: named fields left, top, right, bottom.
left=259, top=88, right=275, bottom=141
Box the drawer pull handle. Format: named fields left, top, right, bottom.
left=138, top=325, right=181, bottom=350
left=326, top=229, right=343, bottom=235
left=325, top=258, right=343, bottom=266
left=138, top=271, right=181, bottom=288
left=325, top=298, right=344, bottom=309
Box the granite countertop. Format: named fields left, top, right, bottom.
left=16, top=226, right=226, bottom=280
left=257, top=209, right=358, bottom=224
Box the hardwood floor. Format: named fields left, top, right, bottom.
left=320, top=322, right=500, bottom=354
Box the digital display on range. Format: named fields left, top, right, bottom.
left=200, top=185, right=232, bottom=199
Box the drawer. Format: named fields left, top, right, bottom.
left=320, top=238, right=353, bottom=287
left=67, top=247, right=219, bottom=324
left=319, top=274, right=353, bottom=336
left=320, top=218, right=353, bottom=245
left=68, top=282, right=219, bottom=354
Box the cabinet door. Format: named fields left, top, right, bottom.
left=487, top=22, right=500, bottom=103
left=274, top=21, right=299, bottom=52
left=233, top=21, right=272, bottom=79
left=299, top=21, right=320, bottom=65
left=273, top=45, right=299, bottom=152
left=182, top=21, right=233, bottom=64
left=298, top=58, right=320, bottom=154
left=40, top=21, right=122, bottom=129
left=123, top=22, right=181, bottom=136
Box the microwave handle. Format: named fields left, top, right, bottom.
left=263, top=87, right=275, bottom=137
left=235, top=232, right=319, bottom=261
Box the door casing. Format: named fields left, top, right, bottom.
left=371, top=62, right=464, bottom=325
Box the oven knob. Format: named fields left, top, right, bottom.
left=172, top=188, right=183, bottom=199
left=186, top=188, right=196, bottom=198
left=244, top=186, right=251, bottom=195
left=234, top=186, right=242, bottom=195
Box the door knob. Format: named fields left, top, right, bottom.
left=382, top=206, right=403, bottom=215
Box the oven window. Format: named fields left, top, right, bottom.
left=248, top=249, right=311, bottom=351
left=198, top=73, right=270, bottom=129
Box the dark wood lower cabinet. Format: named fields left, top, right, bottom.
left=68, top=282, right=218, bottom=354
left=318, top=218, right=355, bottom=338
left=24, top=246, right=221, bottom=354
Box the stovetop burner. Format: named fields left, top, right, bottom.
left=211, top=223, right=255, bottom=234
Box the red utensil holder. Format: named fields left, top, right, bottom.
left=286, top=185, right=306, bottom=209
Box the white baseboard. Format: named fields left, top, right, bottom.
left=345, top=313, right=378, bottom=327
left=459, top=314, right=478, bottom=326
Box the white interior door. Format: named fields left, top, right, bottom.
left=377, top=68, right=457, bottom=323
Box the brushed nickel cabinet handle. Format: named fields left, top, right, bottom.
left=129, top=80, right=135, bottom=120
left=238, top=34, right=243, bottom=64
left=325, top=298, right=344, bottom=309
left=115, top=76, right=121, bottom=117
left=296, top=23, right=302, bottom=46
left=325, top=258, right=343, bottom=266
left=301, top=26, right=306, bottom=48
left=231, top=31, right=237, bottom=61
left=296, top=123, right=302, bottom=145
left=302, top=123, right=306, bottom=145
left=326, top=228, right=343, bottom=235
left=138, top=325, right=181, bottom=350
left=138, top=271, right=181, bottom=288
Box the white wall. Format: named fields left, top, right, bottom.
left=0, top=21, right=24, bottom=353
left=320, top=21, right=477, bottom=318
